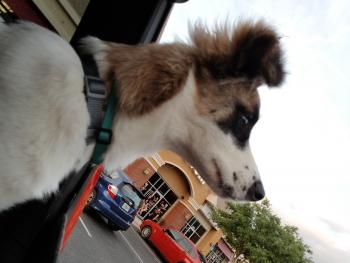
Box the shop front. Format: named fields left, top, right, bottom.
left=124, top=150, right=235, bottom=258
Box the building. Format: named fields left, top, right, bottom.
left=125, top=150, right=236, bottom=262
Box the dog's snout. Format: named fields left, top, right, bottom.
left=246, top=180, right=265, bottom=201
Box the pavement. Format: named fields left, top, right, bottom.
left=58, top=211, right=162, bottom=263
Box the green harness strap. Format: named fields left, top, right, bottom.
left=91, top=87, right=118, bottom=164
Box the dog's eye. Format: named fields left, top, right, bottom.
left=238, top=115, right=250, bottom=127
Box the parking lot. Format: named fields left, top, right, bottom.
left=58, top=211, right=162, bottom=263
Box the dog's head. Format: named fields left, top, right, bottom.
left=82, top=20, right=285, bottom=202
left=174, top=20, right=285, bottom=201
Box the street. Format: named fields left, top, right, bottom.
left=58, top=211, right=162, bottom=263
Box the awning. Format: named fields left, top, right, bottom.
left=217, top=239, right=234, bottom=261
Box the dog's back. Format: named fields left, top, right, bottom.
left=0, top=21, right=89, bottom=210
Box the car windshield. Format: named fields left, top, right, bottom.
left=119, top=184, right=142, bottom=209
left=107, top=171, right=120, bottom=179
left=166, top=229, right=197, bottom=259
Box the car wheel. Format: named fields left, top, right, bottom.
left=141, top=225, right=152, bottom=239
left=108, top=220, right=121, bottom=231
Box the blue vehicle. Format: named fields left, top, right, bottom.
left=85, top=170, right=144, bottom=231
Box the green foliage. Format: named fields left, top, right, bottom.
left=211, top=199, right=313, bottom=263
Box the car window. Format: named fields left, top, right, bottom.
left=167, top=229, right=183, bottom=241
left=119, top=184, right=142, bottom=208
left=167, top=229, right=197, bottom=259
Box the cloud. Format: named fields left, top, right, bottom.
left=271, top=202, right=350, bottom=262
left=319, top=217, right=350, bottom=234
left=299, top=226, right=350, bottom=263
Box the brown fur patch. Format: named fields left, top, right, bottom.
left=101, top=42, right=193, bottom=115
left=191, top=20, right=285, bottom=86
left=191, top=20, right=284, bottom=120
left=194, top=76, right=261, bottom=122
left=97, top=20, right=285, bottom=116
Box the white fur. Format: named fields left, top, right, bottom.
left=0, top=21, right=89, bottom=210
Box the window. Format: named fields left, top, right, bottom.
left=119, top=184, right=142, bottom=209
left=206, top=245, right=226, bottom=263
left=181, top=216, right=206, bottom=244
left=58, top=0, right=90, bottom=25
left=138, top=173, right=177, bottom=221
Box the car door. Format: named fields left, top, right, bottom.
left=176, top=235, right=198, bottom=263
left=163, top=229, right=195, bottom=262
left=158, top=229, right=186, bottom=262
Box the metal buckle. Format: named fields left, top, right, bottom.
left=84, top=75, right=108, bottom=100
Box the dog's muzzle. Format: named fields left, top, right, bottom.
left=245, top=180, right=265, bottom=201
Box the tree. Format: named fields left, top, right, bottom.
left=211, top=199, right=313, bottom=263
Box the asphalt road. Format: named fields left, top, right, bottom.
left=58, top=211, right=162, bottom=263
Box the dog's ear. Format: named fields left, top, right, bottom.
left=231, top=20, right=285, bottom=87
left=190, top=20, right=285, bottom=87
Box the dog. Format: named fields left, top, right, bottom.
left=0, top=19, right=285, bottom=211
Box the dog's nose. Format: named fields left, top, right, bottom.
left=246, top=180, right=265, bottom=201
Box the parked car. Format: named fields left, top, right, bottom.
left=140, top=219, right=201, bottom=263
left=85, top=170, right=144, bottom=231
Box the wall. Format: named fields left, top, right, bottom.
left=159, top=200, right=192, bottom=230
left=158, top=150, right=212, bottom=205
left=124, top=158, right=155, bottom=189
left=197, top=228, right=223, bottom=256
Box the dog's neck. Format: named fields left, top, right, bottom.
left=103, top=69, right=196, bottom=172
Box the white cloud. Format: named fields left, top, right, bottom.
left=272, top=202, right=350, bottom=262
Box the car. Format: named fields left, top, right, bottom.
left=85, top=169, right=144, bottom=231
left=140, top=219, right=201, bottom=263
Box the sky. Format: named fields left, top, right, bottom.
left=161, top=1, right=350, bottom=262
